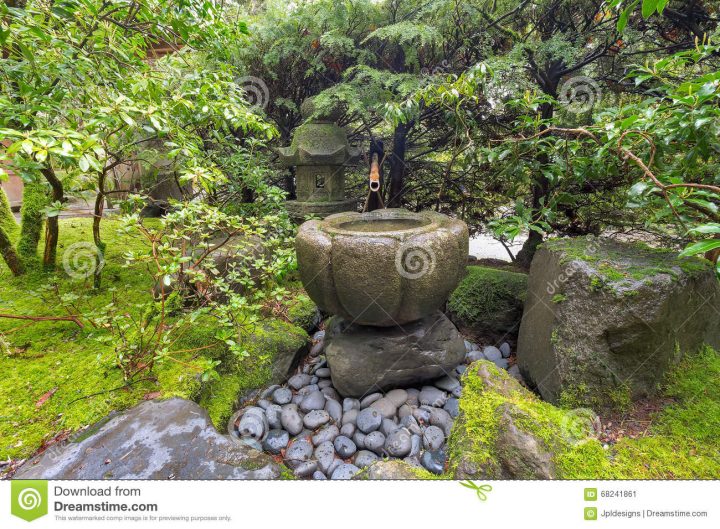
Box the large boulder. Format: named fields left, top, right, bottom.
left=517, top=237, right=720, bottom=407
left=325, top=311, right=465, bottom=397
left=447, top=266, right=528, bottom=339
left=15, top=398, right=280, bottom=480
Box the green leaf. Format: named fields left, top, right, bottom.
left=688, top=224, right=720, bottom=235
left=78, top=155, right=90, bottom=172
left=679, top=240, right=720, bottom=257
left=641, top=0, right=658, bottom=18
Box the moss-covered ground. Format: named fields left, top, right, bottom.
left=0, top=217, right=314, bottom=462
left=447, top=266, right=527, bottom=337
left=450, top=347, right=720, bottom=479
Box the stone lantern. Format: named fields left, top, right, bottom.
left=278, top=98, right=359, bottom=218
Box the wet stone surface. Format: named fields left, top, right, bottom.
left=230, top=331, right=520, bottom=479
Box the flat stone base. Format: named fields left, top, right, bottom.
left=286, top=198, right=357, bottom=220
left=325, top=311, right=466, bottom=397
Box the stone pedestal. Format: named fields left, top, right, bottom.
left=324, top=311, right=465, bottom=397
left=286, top=198, right=358, bottom=220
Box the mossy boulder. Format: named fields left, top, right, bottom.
left=517, top=237, right=720, bottom=408
left=448, top=361, right=599, bottom=479
left=195, top=318, right=309, bottom=428
left=447, top=266, right=528, bottom=339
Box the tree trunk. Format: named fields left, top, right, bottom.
left=0, top=226, right=23, bottom=276
left=387, top=121, right=411, bottom=208
left=516, top=101, right=555, bottom=269
left=92, top=172, right=106, bottom=289
left=41, top=166, right=64, bottom=268
left=16, top=182, right=47, bottom=262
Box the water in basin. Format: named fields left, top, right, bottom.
left=337, top=218, right=427, bottom=233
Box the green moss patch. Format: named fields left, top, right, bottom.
left=447, top=266, right=527, bottom=337
left=0, top=218, right=308, bottom=460
left=449, top=347, right=720, bottom=479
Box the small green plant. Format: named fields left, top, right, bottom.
left=552, top=293, right=567, bottom=303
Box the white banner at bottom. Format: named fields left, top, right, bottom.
left=1, top=480, right=717, bottom=528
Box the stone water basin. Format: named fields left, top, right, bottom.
left=296, top=208, right=469, bottom=326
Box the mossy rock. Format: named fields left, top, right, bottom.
left=517, top=237, right=720, bottom=408
left=447, top=266, right=528, bottom=339
left=449, top=348, right=720, bottom=479
left=196, top=318, right=309, bottom=429
left=448, top=361, right=599, bottom=479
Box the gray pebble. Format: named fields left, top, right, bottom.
left=451, top=385, right=463, bottom=398
left=312, top=470, right=327, bottom=480
left=483, top=346, right=503, bottom=362
left=313, top=330, right=325, bottom=342
left=385, top=389, right=408, bottom=407
left=273, top=387, right=292, bottom=405
left=262, top=429, right=289, bottom=454
left=409, top=434, right=422, bottom=457
left=325, top=398, right=343, bottom=423
left=464, top=340, right=478, bottom=352
left=310, top=341, right=324, bottom=357
left=421, top=449, right=446, bottom=475
left=404, top=456, right=423, bottom=469
left=419, top=386, right=447, bottom=407
left=400, top=415, right=422, bottom=435
left=352, top=431, right=366, bottom=450
left=385, top=428, right=412, bottom=457
left=311, top=424, right=340, bottom=445
left=288, top=373, right=312, bottom=390
left=427, top=406, right=454, bottom=436
left=291, top=394, right=304, bottom=405
left=294, top=460, right=318, bottom=478
left=280, top=404, right=304, bottom=436
left=380, top=418, right=401, bottom=436
left=494, top=358, right=510, bottom=370
left=499, top=342, right=512, bottom=358
left=318, top=379, right=333, bottom=389
left=434, top=375, right=460, bottom=392
left=412, top=407, right=431, bottom=425
left=356, top=408, right=382, bottom=433
left=354, top=450, right=379, bottom=468
left=343, top=398, right=360, bottom=412
left=266, top=404, right=283, bottom=430
left=364, top=431, right=386, bottom=454
left=238, top=407, right=267, bottom=440
left=321, top=387, right=340, bottom=401
left=285, top=439, right=313, bottom=469
left=340, top=423, right=356, bottom=437
left=342, top=409, right=358, bottom=426
left=465, top=349, right=485, bottom=362
left=455, top=364, right=467, bottom=376
left=405, top=388, right=420, bottom=406
left=360, top=393, right=382, bottom=408
left=327, top=458, right=341, bottom=477
left=298, top=384, right=319, bottom=396
left=299, top=391, right=326, bottom=413
left=422, top=425, right=445, bottom=450
left=260, top=384, right=280, bottom=399
left=507, top=364, right=523, bottom=382
left=303, top=409, right=331, bottom=429
left=443, top=398, right=460, bottom=418
left=302, top=364, right=312, bottom=374
left=370, top=397, right=397, bottom=419
left=398, top=404, right=413, bottom=419
left=315, top=367, right=331, bottom=378
left=333, top=435, right=357, bottom=458
left=256, top=399, right=271, bottom=410
left=314, top=440, right=337, bottom=474
left=310, top=376, right=319, bottom=385
left=331, top=463, right=360, bottom=480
